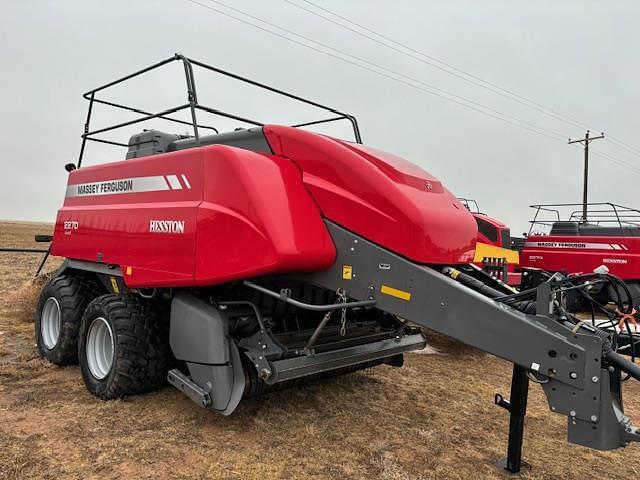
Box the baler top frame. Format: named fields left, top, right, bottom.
left=528, top=202, right=640, bottom=235
left=76, top=53, right=363, bottom=168
left=457, top=197, right=483, bottom=214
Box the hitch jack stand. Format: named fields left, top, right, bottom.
left=35, top=245, right=51, bottom=277
left=495, top=364, right=531, bottom=474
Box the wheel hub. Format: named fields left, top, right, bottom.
left=40, top=297, right=61, bottom=350
left=86, top=317, right=114, bottom=380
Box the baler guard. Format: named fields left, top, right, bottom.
left=75, top=53, right=362, bottom=168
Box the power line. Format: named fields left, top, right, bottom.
left=591, top=149, right=640, bottom=176
left=607, top=135, right=640, bottom=157
left=287, top=0, right=590, bottom=131
left=186, top=0, right=567, bottom=142
left=566, top=139, right=640, bottom=175
left=185, top=0, right=640, bottom=178
left=288, top=0, right=640, bottom=161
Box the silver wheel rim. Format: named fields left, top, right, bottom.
left=86, top=317, right=114, bottom=380
left=40, top=297, right=61, bottom=350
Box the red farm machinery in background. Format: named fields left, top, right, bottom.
left=521, top=203, right=640, bottom=296
left=457, top=198, right=521, bottom=287
left=519, top=203, right=640, bottom=356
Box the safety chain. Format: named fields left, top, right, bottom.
left=337, top=288, right=348, bottom=336
left=312, top=288, right=347, bottom=337
left=314, top=288, right=349, bottom=338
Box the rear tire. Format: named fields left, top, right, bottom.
left=35, top=274, right=102, bottom=365
left=78, top=294, right=172, bottom=400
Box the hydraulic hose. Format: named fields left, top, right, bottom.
left=568, top=319, right=640, bottom=382
left=442, top=267, right=537, bottom=313
left=605, top=348, right=640, bottom=382
left=443, top=267, right=640, bottom=365
left=441, top=267, right=503, bottom=298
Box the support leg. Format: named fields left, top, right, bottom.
left=35, top=246, right=51, bottom=277
left=496, top=364, right=531, bottom=473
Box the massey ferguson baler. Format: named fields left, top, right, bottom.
left=522, top=203, right=640, bottom=303
left=34, top=55, right=640, bottom=471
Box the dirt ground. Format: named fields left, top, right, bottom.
left=1, top=221, right=639, bottom=480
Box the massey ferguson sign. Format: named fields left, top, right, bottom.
left=524, top=241, right=627, bottom=251
left=66, top=174, right=192, bottom=197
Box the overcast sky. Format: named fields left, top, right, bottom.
left=1, top=0, right=639, bottom=234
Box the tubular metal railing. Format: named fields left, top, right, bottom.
left=77, top=53, right=362, bottom=167
left=457, top=198, right=482, bottom=214
left=527, top=203, right=640, bottom=235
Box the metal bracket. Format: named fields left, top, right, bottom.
left=495, top=393, right=511, bottom=412
left=167, top=368, right=211, bottom=408
left=237, top=329, right=285, bottom=381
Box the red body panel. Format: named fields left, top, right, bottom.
left=52, top=126, right=477, bottom=288
left=193, top=147, right=335, bottom=285
left=520, top=234, right=640, bottom=280
left=52, top=145, right=335, bottom=287
left=471, top=213, right=509, bottom=248
left=264, top=126, right=476, bottom=265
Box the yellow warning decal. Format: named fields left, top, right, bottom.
left=380, top=284, right=411, bottom=301
left=342, top=265, right=353, bottom=280
left=110, top=277, right=120, bottom=294
left=449, top=269, right=460, bottom=279
left=473, top=242, right=519, bottom=264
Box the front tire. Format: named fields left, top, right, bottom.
left=35, top=274, right=102, bottom=365
left=78, top=294, right=172, bottom=400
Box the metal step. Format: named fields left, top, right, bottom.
left=266, top=332, right=426, bottom=384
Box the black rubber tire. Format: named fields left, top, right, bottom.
left=35, top=274, right=103, bottom=365
left=78, top=294, right=173, bottom=400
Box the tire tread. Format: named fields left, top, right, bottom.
left=36, top=273, right=102, bottom=365
left=79, top=294, right=173, bottom=399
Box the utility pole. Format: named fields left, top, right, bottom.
left=568, top=130, right=605, bottom=222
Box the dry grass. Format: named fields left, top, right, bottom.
left=1, top=221, right=639, bottom=479
left=7, top=276, right=50, bottom=324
